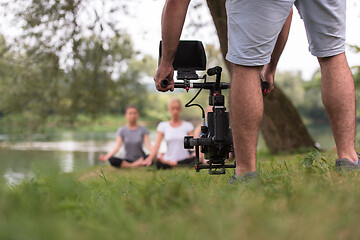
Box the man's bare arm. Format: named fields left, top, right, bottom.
left=261, top=8, right=293, bottom=95
left=154, top=0, right=191, bottom=92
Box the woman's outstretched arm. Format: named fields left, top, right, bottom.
left=143, top=134, right=153, bottom=153
left=99, top=136, right=122, bottom=162
left=144, top=132, right=164, bottom=165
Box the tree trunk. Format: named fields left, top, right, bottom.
left=261, top=86, right=315, bottom=153
left=206, top=0, right=315, bottom=153
left=205, top=0, right=230, bottom=71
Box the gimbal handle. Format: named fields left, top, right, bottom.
left=160, top=78, right=170, bottom=88
left=161, top=75, right=269, bottom=93
left=160, top=79, right=230, bottom=90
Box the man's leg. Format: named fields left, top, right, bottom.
left=319, top=53, right=358, bottom=162
left=230, top=64, right=263, bottom=175
left=294, top=0, right=357, bottom=163
left=225, top=0, right=293, bottom=178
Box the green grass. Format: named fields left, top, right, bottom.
left=1, top=150, right=360, bottom=240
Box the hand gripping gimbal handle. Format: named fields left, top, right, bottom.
left=160, top=79, right=170, bottom=88
left=261, top=80, right=270, bottom=94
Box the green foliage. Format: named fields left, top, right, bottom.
left=0, top=0, right=155, bottom=133
left=61, top=34, right=145, bottom=120
left=299, top=149, right=330, bottom=173
left=275, top=70, right=304, bottom=106
left=4, top=0, right=124, bottom=61
left=352, top=66, right=360, bottom=117
left=0, top=37, right=63, bottom=133
left=2, top=152, right=360, bottom=239
left=300, top=70, right=329, bottom=124
left=349, top=44, right=360, bottom=53
left=275, top=70, right=329, bottom=125
left=0, top=33, right=152, bottom=133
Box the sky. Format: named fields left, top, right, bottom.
left=124, top=0, right=360, bottom=81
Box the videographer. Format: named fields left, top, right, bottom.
left=155, top=0, right=358, bottom=182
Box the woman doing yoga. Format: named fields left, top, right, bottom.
left=144, top=98, right=195, bottom=169
left=99, top=106, right=152, bottom=168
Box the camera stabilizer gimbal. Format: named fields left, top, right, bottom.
left=159, top=41, right=268, bottom=175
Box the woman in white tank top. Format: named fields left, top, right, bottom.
left=144, top=98, right=195, bottom=169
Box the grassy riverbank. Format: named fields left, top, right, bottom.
left=0, top=114, right=158, bottom=134
left=1, top=149, right=360, bottom=240
left=0, top=92, right=202, bottom=136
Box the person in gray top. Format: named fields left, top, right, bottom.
left=155, top=0, right=358, bottom=180
left=99, top=106, right=152, bottom=168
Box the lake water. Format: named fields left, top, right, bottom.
left=0, top=131, right=165, bottom=185
left=0, top=127, right=335, bottom=185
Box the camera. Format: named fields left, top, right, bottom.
left=159, top=40, right=235, bottom=174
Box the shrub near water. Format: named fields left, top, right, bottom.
left=1, top=151, right=360, bottom=240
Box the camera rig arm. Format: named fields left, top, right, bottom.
left=161, top=76, right=268, bottom=93
left=162, top=81, right=230, bottom=90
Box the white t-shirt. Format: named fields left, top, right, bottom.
left=157, top=121, right=194, bottom=162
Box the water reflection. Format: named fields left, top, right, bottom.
left=3, top=169, right=35, bottom=186
left=0, top=140, right=113, bottom=152
left=0, top=131, right=163, bottom=185
left=60, top=152, right=74, bottom=173
left=0, top=132, right=115, bottom=185
left=0, top=148, right=106, bottom=185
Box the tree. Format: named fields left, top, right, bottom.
left=0, top=34, right=63, bottom=133
left=205, top=0, right=315, bottom=153
left=275, top=70, right=329, bottom=125
left=300, top=70, right=329, bottom=124
left=349, top=45, right=360, bottom=120
left=275, top=71, right=304, bottom=107
left=0, top=0, right=153, bottom=131
left=62, top=34, right=139, bottom=121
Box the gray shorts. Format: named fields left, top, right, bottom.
left=225, top=0, right=346, bottom=66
